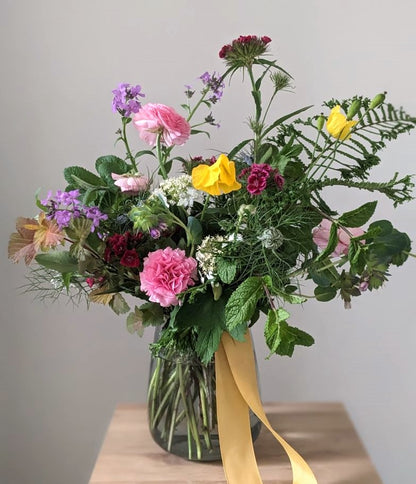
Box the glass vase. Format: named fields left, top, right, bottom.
left=147, top=328, right=262, bottom=461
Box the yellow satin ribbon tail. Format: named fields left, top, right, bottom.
left=215, top=331, right=318, bottom=484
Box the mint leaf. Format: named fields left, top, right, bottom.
left=265, top=309, right=314, bottom=357
left=338, top=201, right=377, bottom=227
left=195, top=325, right=223, bottom=364
left=225, top=277, right=264, bottom=330
left=175, top=292, right=226, bottom=330
left=217, top=258, right=237, bottom=284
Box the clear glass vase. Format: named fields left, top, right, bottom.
left=147, top=328, right=262, bottom=461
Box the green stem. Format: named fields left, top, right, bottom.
left=247, top=65, right=262, bottom=163
left=199, top=195, right=211, bottom=223
left=187, top=90, right=208, bottom=123
left=156, top=133, right=168, bottom=179
left=122, top=119, right=137, bottom=171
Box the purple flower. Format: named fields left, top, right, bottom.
left=199, top=71, right=224, bottom=103
left=84, top=206, right=108, bottom=232
left=54, top=210, right=73, bottom=229
left=112, top=83, right=145, bottom=117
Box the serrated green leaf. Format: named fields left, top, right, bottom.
left=314, top=285, right=337, bottom=302
left=228, top=322, right=248, bottom=342
left=35, top=251, right=79, bottom=273
left=63, top=166, right=103, bottom=188
left=217, top=258, right=237, bottom=284
left=195, top=325, right=223, bottom=365
left=264, top=309, right=314, bottom=358
left=175, top=292, right=226, bottom=330
left=338, top=201, right=377, bottom=227
left=109, top=293, right=130, bottom=315
left=225, top=277, right=264, bottom=330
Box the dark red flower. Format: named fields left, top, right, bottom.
left=120, top=249, right=141, bottom=268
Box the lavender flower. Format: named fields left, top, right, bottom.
left=112, top=83, right=145, bottom=117
left=42, top=189, right=107, bottom=232
left=84, top=206, right=108, bottom=232
left=199, top=72, right=224, bottom=103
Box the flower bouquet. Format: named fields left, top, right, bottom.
left=8, top=35, right=415, bottom=482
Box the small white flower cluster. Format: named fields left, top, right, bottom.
left=195, top=235, right=225, bottom=281
left=152, top=175, right=201, bottom=209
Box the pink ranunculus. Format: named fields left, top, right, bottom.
left=132, top=103, right=191, bottom=147
left=139, top=247, right=198, bottom=307
left=312, top=219, right=365, bottom=257
left=111, top=173, right=149, bottom=194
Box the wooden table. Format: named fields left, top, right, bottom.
left=89, top=402, right=382, bottom=483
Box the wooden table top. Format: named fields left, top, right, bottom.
left=89, top=402, right=382, bottom=484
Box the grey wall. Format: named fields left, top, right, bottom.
left=1, top=1, right=415, bottom=483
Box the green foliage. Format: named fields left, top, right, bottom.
left=35, top=251, right=79, bottom=273
left=264, top=309, right=314, bottom=357
left=338, top=201, right=377, bottom=227
left=225, top=277, right=264, bottom=330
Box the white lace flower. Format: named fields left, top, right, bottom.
left=151, top=175, right=201, bottom=210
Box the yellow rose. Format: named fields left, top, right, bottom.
left=326, top=105, right=358, bottom=140
left=191, top=154, right=242, bottom=196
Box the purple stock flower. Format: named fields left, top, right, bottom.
left=112, top=83, right=145, bottom=117
left=199, top=71, right=225, bottom=103
left=84, top=206, right=108, bottom=232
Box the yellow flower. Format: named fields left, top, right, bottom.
left=326, top=105, right=358, bottom=140
left=191, top=154, right=242, bottom=196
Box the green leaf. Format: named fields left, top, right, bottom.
left=109, top=293, right=130, bottom=315
left=135, top=150, right=157, bottom=159
left=61, top=272, right=72, bottom=292
left=228, top=322, right=248, bottom=342
left=217, top=258, right=237, bottom=284
left=95, top=156, right=129, bottom=189
left=138, top=302, right=165, bottom=327
left=190, top=129, right=210, bottom=138
left=338, top=201, right=377, bottom=227
left=195, top=325, right=223, bottom=365
left=264, top=309, right=314, bottom=358
left=314, top=285, right=337, bottom=302
left=228, top=139, right=252, bottom=159
left=187, top=216, right=202, bottom=245
left=175, top=292, right=226, bottom=330
left=126, top=307, right=145, bottom=336
left=63, top=166, right=103, bottom=188
left=316, top=222, right=339, bottom=262
left=263, top=105, right=313, bottom=137
left=225, top=277, right=264, bottom=330
left=35, top=251, right=79, bottom=273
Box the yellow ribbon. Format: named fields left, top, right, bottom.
left=215, top=331, right=318, bottom=484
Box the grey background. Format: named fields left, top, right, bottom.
left=1, top=1, right=415, bottom=483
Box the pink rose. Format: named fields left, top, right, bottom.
left=132, top=103, right=191, bottom=147
left=140, top=247, right=198, bottom=307
left=312, top=219, right=365, bottom=257
left=111, top=173, right=149, bottom=194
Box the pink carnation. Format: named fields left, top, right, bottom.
left=312, top=219, right=365, bottom=257
left=139, top=247, right=198, bottom=307
left=111, top=173, right=149, bottom=194
left=132, top=103, right=191, bottom=147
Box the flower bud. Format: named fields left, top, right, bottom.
left=316, top=114, right=325, bottom=131
left=212, top=282, right=223, bottom=301
left=369, top=92, right=386, bottom=109
left=347, top=99, right=361, bottom=120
